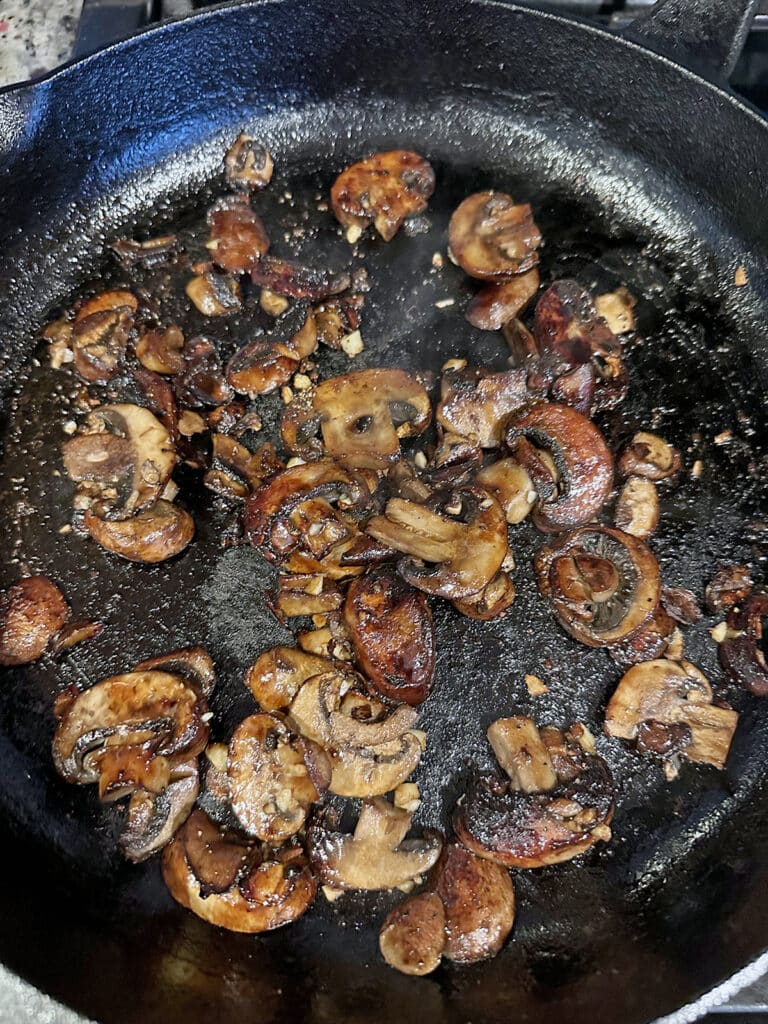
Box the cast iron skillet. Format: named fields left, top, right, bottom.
left=0, top=1, right=767, bottom=1022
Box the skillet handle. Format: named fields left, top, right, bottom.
left=73, top=0, right=160, bottom=59
left=622, top=0, right=760, bottom=80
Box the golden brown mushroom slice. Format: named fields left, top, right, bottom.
left=244, top=646, right=338, bottom=711
left=308, top=797, right=442, bottom=890
left=226, top=306, right=317, bottom=397
left=605, top=659, right=739, bottom=770
left=475, top=458, right=536, bottom=525
left=379, top=892, right=446, bottom=976
left=0, top=576, right=69, bottom=666
left=71, top=289, right=138, bottom=382
left=465, top=268, right=540, bottom=331
left=615, top=476, right=660, bottom=539
left=132, top=646, right=216, bottom=699
left=312, top=369, right=431, bottom=470
left=224, top=133, right=274, bottom=190
left=328, top=732, right=426, bottom=798
left=430, top=841, right=515, bottom=963
left=454, top=719, right=614, bottom=869
left=331, top=150, right=435, bottom=242
left=534, top=526, right=661, bottom=648
left=120, top=756, right=199, bottom=863
left=436, top=365, right=529, bottom=448
left=451, top=571, right=516, bottom=622
left=618, top=431, right=682, bottom=481
left=163, top=809, right=317, bottom=933
left=448, top=191, right=541, bottom=280
left=174, top=337, right=234, bottom=408
left=83, top=500, right=194, bottom=563
left=136, top=325, right=185, bottom=375
left=207, top=193, right=270, bottom=274
left=186, top=269, right=242, bottom=316
left=227, top=712, right=331, bottom=842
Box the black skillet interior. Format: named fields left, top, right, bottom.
left=0, top=2, right=767, bottom=1023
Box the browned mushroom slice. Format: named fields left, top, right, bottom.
left=430, top=842, right=515, bottom=963
left=71, top=289, right=138, bottom=382
left=273, top=575, right=342, bottom=618
left=136, top=325, right=185, bottom=375
left=660, top=586, right=702, bottom=626
left=163, top=809, right=316, bottom=932
left=110, top=234, right=179, bottom=269
left=308, top=798, right=442, bottom=890
left=207, top=193, right=269, bottom=274
left=608, top=606, right=675, bottom=668
left=706, top=564, right=753, bottom=614
left=174, top=337, right=234, bottom=407
left=224, top=133, right=274, bottom=190
left=465, top=268, right=540, bottom=331
left=133, top=646, right=216, bottom=698
left=120, top=756, right=199, bottom=863
left=227, top=712, right=330, bottom=842
left=280, top=387, right=324, bottom=461
left=310, top=369, right=431, bottom=470
left=618, top=431, right=681, bottom=481
left=437, top=365, right=529, bottom=448
left=533, top=278, right=618, bottom=364
left=455, top=720, right=614, bottom=868
left=331, top=150, right=435, bottom=242
left=379, top=891, right=446, bottom=976
left=251, top=256, right=350, bottom=300
left=50, top=620, right=104, bottom=655
left=476, top=458, right=536, bottom=524
left=343, top=567, right=435, bottom=706
left=328, top=732, right=425, bottom=798
left=452, top=571, right=516, bottom=621
left=448, top=192, right=541, bottom=280
left=0, top=576, right=69, bottom=666
left=314, top=297, right=361, bottom=349
left=505, top=403, right=614, bottom=531
left=366, top=488, right=508, bottom=602
left=204, top=434, right=282, bottom=499
left=605, top=659, right=738, bottom=769
left=245, top=646, right=338, bottom=712
left=84, top=501, right=193, bottom=562
left=615, top=476, right=660, bottom=538
left=186, top=270, right=242, bottom=316
left=718, top=593, right=768, bottom=696
left=52, top=670, right=210, bottom=784
left=535, top=526, right=661, bottom=647
left=549, top=363, right=596, bottom=416
left=226, top=307, right=316, bottom=398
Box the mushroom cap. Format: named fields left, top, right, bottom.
left=0, top=576, right=69, bottom=666
left=379, top=892, right=446, bottom=976
left=448, top=191, right=541, bottom=280
left=331, top=150, right=435, bottom=241
left=133, top=646, right=216, bottom=699
left=84, top=500, right=194, bottom=563
left=437, top=367, right=529, bottom=448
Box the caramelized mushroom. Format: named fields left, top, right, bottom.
left=331, top=151, right=435, bottom=241
left=84, top=501, right=193, bottom=563
left=226, top=307, right=317, bottom=397
left=0, top=576, right=69, bottom=666
left=465, top=268, right=540, bottom=331
left=343, top=567, right=435, bottom=705
left=136, top=325, right=185, bottom=375
left=251, top=256, right=350, bottom=300
left=452, top=571, right=516, bottom=621
left=204, top=434, right=282, bottom=499
left=120, top=757, right=199, bottom=863
left=174, top=337, right=234, bottom=408
left=437, top=366, right=529, bottom=448
left=132, top=646, right=216, bottom=698
left=605, top=659, right=738, bottom=769
left=71, top=289, right=137, bottom=382
left=608, top=606, right=675, bottom=667
left=618, top=432, right=681, bottom=481
left=505, top=403, right=614, bottom=531
left=110, top=234, right=179, bottom=269
left=308, top=798, right=442, bottom=890
left=224, top=133, right=274, bottom=190
left=615, top=476, right=660, bottom=538
left=430, top=842, right=515, bottom=963
left=275, top=574, right=343, bottom=618
left=314, top=297, right=361, bottom=349
left=535, top=526, right=661, bottom=647
left=227, top=713, right=330, bottom=842
left=379, top=892, right=446, bottom=976
left=207, top=193, right=270, bottom=274
left=245, top=646, right=340, bottom=712
left=706, top=564, right=753, bottom=615
left=448, top=192, right=541, bottom=280
left=533, top=279, right=619, bottom=368
left=719, top=593, right=768, bottom=696
left=475, top=458, right=536, bottom=524
left=186, top=270, right=242, bottom=316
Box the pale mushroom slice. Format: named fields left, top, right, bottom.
left=163, top=809, right=317, bottom=933
left=83, top=500, right=194, bottom=562
left=379, top=892, right=446, bottom=976
left=436, top=365, right=529, bottom=448
left=475, top=458, right=536, bottom=525
left=331, top=150, right=435, bottom=241
left=307, top=797, right=442, bottom=890
left=618, top=431, right=682, bottom=481
left=227, top=712, right=331, bottom=842
left=448, top=191, right=541, bottom=280
left=595, top=287, right=637, bottom=335
left=0, top=576, right=69, bottom=666
left=605, top=659, right=739, bottom=770
left=244, top=646, right=339, bottom=712
left=615, top=476, right=660, bottom=539
left=487, top=717, right=557, bottom=793
left=311, top=369, right=431, bottom=470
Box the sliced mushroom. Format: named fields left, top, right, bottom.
left=274, top=574, right=343, bottom=617
left=71, top=289, right=137, bottom=382
left=661, top=586, right=702, bottom=625
left=549, top=363, right=596, bottom=416
left=226, top=307, right=316, bottom=397
left=227, top=713, right=330, bottom=842
left=328, top=732, right=426, bottom=798
left=251, top=256, right=350, bottom=300
left=163, top=809, right=316, bottom=933
left=207, top=193, right=269, bottom=274
left=452, top=571, right=516, bottom=621
left=615, top=476, right=659, bottom=538
left=186, top=270, right=242, bottom=316
left=437, top=366, right=529, bottom=448
left=224, top=133, right=274, bottom=190
left=120, top=757, right=199, bottom=863
left=535, top=526, right=661, bottom=647
left=366, top=488, right=508, bottom=601
left=245, top=646, right=339, bottom=712
left=476, top=458, right=536, bottom=524
left=719, top=593, right=768, bottom=696
left=331, top=151, right=435, bottom=241
left=430, top=842, right=515, bottom=963
left=465, top=268, right=540, bottom=331
left=174, top=337, right=234, bottom=408
left=595, top=287, right=636, bottom=335
left=455, top=721, right=614, bottom=868
left=110, top=234, right=179, bottom=269
left=308, top=798, right=442, bottom=890
left=343, top=567, right=435, bottom=705
left=379, top=891, right=446, bottom=976
left=84, top=501, right=194, bottom=562
left=533, top=279, right=619, bottom=368
left=618, top=432, right=681, bottom=481
left=0, top=576, right=69, bottom=666
left=132, top=646, right=216, bottom=699
left=310, top=369, right=431, bottom=470
left=448, top=192, right=541, bottom=280
left=50, top=619, right=104, bottom=655
left=314, top=297, right=361, bottom=349
left=505, top=402, right=613, bottom=531
left=204, top=434, right=282, bottom=499
left=608, top=606, right=675, bottom=667
left=487, top=717, right=558, bottom=793
left=706, top=564, right=753, bottom=615
left=605, top=659, right=738, bottom=769
left=136, top=325, right=185, bottom=375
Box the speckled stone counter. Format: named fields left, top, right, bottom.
left=0, top=0, right=82, bottom=88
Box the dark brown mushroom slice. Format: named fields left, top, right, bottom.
left=465, top=268, right=540, bottom=331
left=227, top=339, right=297, bottom=398
left=133, top=646, right=216, bottom=699
left=224, top=133, right=274, bottom=190
left=136, top=325, right=185, bottom=375
left=71, top=289, right=138, bottom=383
left=452, top=571, right=516, bottom=621
left=719, top=593, right=768, bottom=695
left=0, top=576, right=69, bottom=666
left=280, top=387, right=324, bottom=460
left=661, top=586, right=702, bottom=625
left=251, top=256, right=350, bottom=301
left=132, top=367, right=181, bottom=448
left=549, top=363, right=596, bottom=416
left=62, top=432, right=134, bottom=487
left=84, top=501, right=194, bottom=563
left=186, top=270, right=242, bottom=316
left=50, top=619, right=104, bottom=655
left=177, top=807, right=259, bottom=895
left=379, top=892, right=446, bottom=976
left=245, top=646, right=340, bottom=712
left=313, top=369, right=431, bottom=470
left=110, top=234, right=179, bottom=269
left=207, top=193, right=270, bottom=274
left=422, top=431, right=483, bottom=490
left=706, top=564, right=753, bottom=615
left=618, top=431, right=681, bottom=481
left=534, top=526, right=661, bottom=647
left=174, top=337, right=234, bottom=407
left=314, top=297, right=361, bottom=349
left=448, top=191, right=541, bottom=280
left=608, top=606, right=675, bottom=668
left=437, top=366, right=529, bottom=448
left=505, top=402, right=614, bottom=531
left=533, top=278, right=620, bottom=367
left=120, top=757, right=199, bottom=863
left=430, top=842, right=515, bottom=963
left=343, top=566, right=435, bottom=706
left=503, top=317, right=539, bottom=367
left=331, top=151, right=435, bottom=242
left=204, top=434, right=283, bottom=500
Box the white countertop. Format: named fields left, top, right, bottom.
left=0, top=0, right=82, bottom=88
